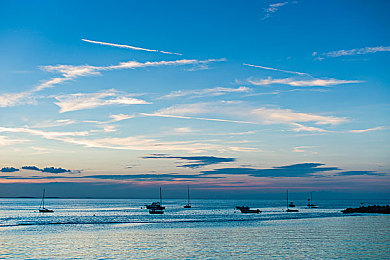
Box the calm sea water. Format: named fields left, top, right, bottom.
left=1, top=198, right=389, bottom=259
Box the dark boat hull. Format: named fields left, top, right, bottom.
left=239, top=209, right=261, bottom=213
left=39, top=209, right=54, bottom=213
left=236, top=206, right=261, bottom=213
left=286, top=209, right=299, bottom=212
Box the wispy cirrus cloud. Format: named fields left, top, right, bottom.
left=348, top=126, right=389, bottom=133
left=142, top=154, right=236, bottom=169
left=82, top=38, right=183, bottom=55
left=262, top=1, right=297, bottom=20
left=54, top=89, right=150, bottom=113
left=0, top=126, right=256, bottom=153
left=0, top=58, right=224, bottom=107
left=140, top=113, right=257, bottom=125
left=62, top=136, right=257, bottom=153
left=109, top=114, right=135, bottom=122
left=162, top=86, right=250, bottom=99
left=149, top=102, right=347, bottom=130
left=262, top=2, right=288, bottom=20
left=290, top=123, right=329, bottom=133
left=243, top=63, right=310, bottom=76
left=313, top=46, right=390, bottom=59
left=248, top=77, right=362, bottom=87
left=251, top=108, right=347, bottom=125
left=293, top=146, right=312, bottom=152
left=0, top=126, right=89, bottom=139
left=0, top=136, right=28, bottom=146
left=31, top=119, right=78, bottom=128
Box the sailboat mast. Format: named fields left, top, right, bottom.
left=187, top=185, right=190, bottom=205
left=286, top=189, right=289, bottom=209
left=160, top=187, right=162, bottom=205
left=42, top=189, right=45, bottom=208
left=311, top=192, right=313, bottom=204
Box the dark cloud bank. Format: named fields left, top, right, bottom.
left=200, top=163, right=385, bottom=178
left=1, top=167, right=19, bottom=173
left=142, top=154, right=235, bottom=168
left=1, top=166, right=73, bottom=174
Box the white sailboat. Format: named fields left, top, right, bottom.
left=149, top=187, right=164, bottom=214
left=307, top=192, right=318, bottom=208
left=286, top=190, right=298, bottom=212
left=39, top=189, right=54, bottom=213
left=184, top=185, right=191, bottom=208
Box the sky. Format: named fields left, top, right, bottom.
left=0, top=0, right=389, bottom=199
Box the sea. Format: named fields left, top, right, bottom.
left=1, top=198, right=389, bottom=259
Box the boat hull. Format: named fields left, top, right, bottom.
left=39, top=209, right=54, bottom=213
left=239, top=209, right=261, bottom=213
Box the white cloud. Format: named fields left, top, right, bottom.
left=162, top=86, right=249, bottom=99
left=140, top=112, right=256, bottom=125
left=109, top=114, right=135, bottom=122
left=32, top=119, right=78, bottom=128
left=248, top=77, right=362, bottom=87
left=252, top=108, right=346, bottom=125
left=262, top=2, right=293, bottom=20
left=315, top=46, right=390, bottom=58
left=290, top=123, right=329, bottom=133
left=54, top=89, right=150, bottom=113
left=143, top=102, right=347, bottom=132
left=293, top=146, right=311, bottom=152
left=173, top=127, right=196, bottom=134
left=1, top=126, right=254, bottom=153
left=64, top=136, right=257, bottom=153
left=0, top=91, right=34, bottom=107
left=0, top=126, right=89, bottom=139
left=243, top=63, right=310, bottom=76
left=82, top=38, right=182, bottom=56
left=349, top=126, right=388, bottom=133
left=0, top=58, right=225, bottom=107
left=0, top=136, right=28, bottom=146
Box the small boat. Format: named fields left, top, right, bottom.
left=286, top=190, right=298, bottom=212
left=288, top=201, right=296, bottom=207
left=184, top=185, right=191, bottom=208
left=148, top=187, right=165, bottom=214
left=38, top=189, right=54, bottom=213
left=145, top=202, right=165, bottom=210
left=236, top=206, right=261, bottom=213
left=307, top=192, right=318, bottom=208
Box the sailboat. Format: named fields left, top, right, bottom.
left=184, top=185, right=191, bottom=208
left=286, top=190, right=298, bottom=212
left=38, top=189, right=54, bottom=213
left=148, top=187, right=164, bottom=214
left=307, top=192, right=318, bottom=208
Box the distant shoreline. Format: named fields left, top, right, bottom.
left=1, top=197, right=390, bottom=200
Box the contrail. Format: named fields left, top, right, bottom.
left=243, top=63, right=311, bottom=76
left=82, top=38, right=182, bottom=56
left=140, top=113, right=257, bottom=125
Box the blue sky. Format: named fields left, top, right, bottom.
left=0, top=0, right=389, bottom=198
